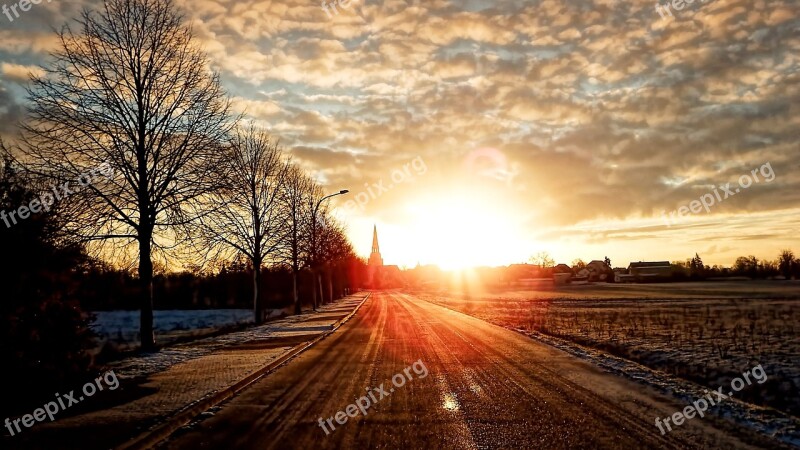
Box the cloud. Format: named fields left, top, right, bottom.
left=1, top=0, right=798, bottom=265
left=1, top=62, right=43, bottom=82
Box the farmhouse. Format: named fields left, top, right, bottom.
left=586, top=260, right=613, bottom=281
left=553, top=264, right=573, bottom=274
left=628, top=261, right=672, bottom=280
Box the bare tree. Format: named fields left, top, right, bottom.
left=280, top=164, right=313, bottom=315
left=778, top=249, right=795, bottom=279
left=302, top=183, right=326, bottom=309
left=530, top=252, right=554, bottom=268
left=316, top=216, right=355, bottom=303
left=16, top=0, right=233, bottom=349
left=195, top=125, right=287, bottom=324
left=733, top=255, right=760, bottom=278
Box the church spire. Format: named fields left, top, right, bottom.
left=371, top=224, right=380, bottom=254
left=369, top=224, right=383, bottom=267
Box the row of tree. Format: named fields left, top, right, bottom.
left=1, top=0, right=359, bottom=351
left=673, top=250, right=800, bottom=280
left=189, top=126, right=358, bottom=323
left=1, top=158, right=98, bottom=411
left=538, top=251, right=800, bottom=281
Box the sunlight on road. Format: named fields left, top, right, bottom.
left=442, top=393, right=461, bottom=412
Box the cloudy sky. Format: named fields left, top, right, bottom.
left=1, top=0, right=798, bottom=269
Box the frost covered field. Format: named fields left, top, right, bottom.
left=416, top=281, right=800, bottom=417
left=91, top=309, right=257, bottom=353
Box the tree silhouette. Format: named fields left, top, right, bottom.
left=193, top=126, right=287, bottom=324
left=303, top=183, right=328, bottom=309
left=778, top=249, right=795, bottom=279
left=316, top=215, right=355, bottom=303
left=689, top=253, right=704, bottom=278
left=280, top=164, right=314, bottom=315
left=16, top=0, right=233, bottom=349
left=572, top=258, right=586, bottom=271
left=530, top=251, right=554, bottom=268
left=733, top=255, right=759, bottom=278
left=0, top=152, right=95, bottom=410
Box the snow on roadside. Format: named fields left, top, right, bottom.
left=512, top=327, right=800, bottom=447
left=98, top=299, right=359, bottom=381
left=92, top=309, right=255, bottom=343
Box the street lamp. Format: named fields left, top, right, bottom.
left=311, top=189, right=349, bottom=310
left=313, top=189, right=349, bottom=232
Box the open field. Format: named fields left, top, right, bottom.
left=92, top=309, right=254, bottom=353
left=90, top=308, right=288, bottom=359
left=414, top=281, right=800, bottom=417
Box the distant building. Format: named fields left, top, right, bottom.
left=367, top=225, right=383, bottom=287
left=614, top=268, right=636, bottom=283
left=368, top=225, right=383, bottom=268
left=406, top=264, right=444, bottom=288
left=503, top=263, right=552, bottom=286
left=552, top=264, right=573, bottom=285
left=586, top=260, right=613, bottom=281
left=366, top=225, right=403, bottom=288
left=628, top=261, right=672, bottom=280
left=507, top=263, right=537, bottom=279
left=553, top=264, right=573, bottom=274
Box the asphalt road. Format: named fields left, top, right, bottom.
left=160, top=291, right=778, bottom=449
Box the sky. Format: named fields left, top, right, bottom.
left=0, top=0, right=798, bottom=269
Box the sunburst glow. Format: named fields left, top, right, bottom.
left=396, top=193, right=526, bottom=270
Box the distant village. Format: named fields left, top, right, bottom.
left=366, top=227, right=799, bottom=289
left=372, top=259, right=678, bottom=289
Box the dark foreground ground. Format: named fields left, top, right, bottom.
left=160, top=291, right=784, bottom=449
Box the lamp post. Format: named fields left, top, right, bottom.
left=311, top=189, right=349, bottom=310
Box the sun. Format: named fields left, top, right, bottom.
left=398, top=194, right=525, bottom=270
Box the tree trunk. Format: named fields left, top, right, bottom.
left=138, top=235, right=156, bottom=351
left=311, top=270, right=317, bottom=311
left=292, top=230, right=300, bottom=314
left=318, top=271, right=324, bottom=306
left=292, top=267, right=300, bottom=315
left=253, top=259, right=264, bottom=324
left=327, top=269, right=333, bottom=304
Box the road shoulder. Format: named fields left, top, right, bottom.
left=7, top=293, right=369, bottom=450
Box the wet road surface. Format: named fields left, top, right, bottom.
left=160, top=291, right=778, bottom=449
